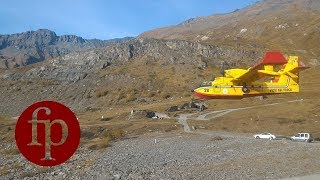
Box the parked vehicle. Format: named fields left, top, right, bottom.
left=290, top=133, right=313, bottom=142
left=254, top=133, right=276, bottom=140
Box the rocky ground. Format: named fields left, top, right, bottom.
left=1, top=130, right=320, bottom=180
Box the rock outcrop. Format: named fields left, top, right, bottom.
left=0, top=29, right=132, bottom=68
left=3, top=38, right=261, bottom=82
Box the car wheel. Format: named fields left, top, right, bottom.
left=256, top=136, right=260, bottom=139
left=269, top=137, right=273, bottom=140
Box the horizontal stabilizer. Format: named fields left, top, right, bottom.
left=285, top=71, right=298, bottom=78
left=295, top=66, right=310, bottom=70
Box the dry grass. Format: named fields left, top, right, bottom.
left=84, top=128, right=125, bottom=150
left=0, top=116, right=15, bottom=143
left=95, top=89, right=109, bottom=98
left=102, top=129, right=125, bottom=140
left=1, top=147, right=20, bottom=156
left=189, top=77, right=320, bottom=138
left=0, top=166, right=10, bottom=176
left=160, top=92, right=171, bottom=99
left=81, top=117, right=180, bottom=151
left=211, top=136, right=223, bottom=141
left=96, top=56, right=205, bottom=103
left=0, top=163, right=23, bottom=176
left=2, top=66, right=318, bottom=154
left=141, top=1, right=320, bottom=67
left=146, top=91, right=156, bottom=98
left=87, top=139, right=111, bottom=150
left=125, top=89, right=138, bottom=102
left=78, top=101, right=182, bottom=151
left=79, top=160, right=95, bottom=168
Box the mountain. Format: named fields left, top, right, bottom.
left=0, top=29, right=132, bottom=68
left=140, top=0, right=320, bottom=62
left=0, top=37, right=260, bottom=115
left=1, top=0, right=320, bottom=143
left=1, top=0, right=320, bottom=117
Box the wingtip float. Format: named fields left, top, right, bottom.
left=194, top=52, right=309, bottom=99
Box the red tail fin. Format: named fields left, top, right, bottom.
left=252, top=52, right=287, bottom=70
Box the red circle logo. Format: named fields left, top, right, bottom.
left=15, top=101, right=80, bottom=166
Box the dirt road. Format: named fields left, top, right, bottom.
left=177, top=99, right=304, bottom=133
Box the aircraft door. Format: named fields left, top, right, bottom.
left=213, top=85, right=221, bottom=93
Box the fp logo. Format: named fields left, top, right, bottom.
left=15, top=101, right=80, bottom=166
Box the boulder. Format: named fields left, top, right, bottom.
left=166, top=106, right=179, bottom=112
left=154, top=112, right=170, bottom=119
left=146, top=111, right=156, bottom=118
left=195, top=102, right=208, bottom=111
left=180, top=103, right=189, bottom=109
left=189, top=102, right=198, bottom=108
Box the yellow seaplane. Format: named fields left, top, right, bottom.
left=194, top=52, right=309, bottom=99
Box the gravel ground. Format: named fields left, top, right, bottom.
left=85, top=131, right=320, bottom=179
left=1, top=131, right=320, bottom=179
left=0, top=143, right=101, bottom=180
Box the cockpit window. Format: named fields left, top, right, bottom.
left=201, top=81, right=212, bottom=87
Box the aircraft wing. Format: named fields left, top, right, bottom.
left=231, top=69, right=260, bottom=83
left=258, top=70, right=280, bottom=76
left=231, top=52, right=288, bottom=83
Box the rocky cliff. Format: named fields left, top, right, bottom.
left=0, top=29, right=132, bottom=68
left=3, top=38, right=261, bottom=82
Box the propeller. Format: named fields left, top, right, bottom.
left=220, top=61, right=230, bottom=76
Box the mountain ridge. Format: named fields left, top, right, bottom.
left=139, top=0, right=320, bottom=62
left=1, top=0, right=320, bottom=116
left=0, top=29, right=132, bottom=68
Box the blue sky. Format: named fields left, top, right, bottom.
left=0, top=0, right=258, bottom=40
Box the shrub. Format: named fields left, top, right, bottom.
left=160, top=92, right=171, bottom=99
left=314, top=137, right=320, bottom=141
left=293, top=119, right=305, bottom=124
left=183, top=92, right=191, bottom=97
left=211, top=136, right=223, bottom=141
left=95, top=89, right=109, bottom=98
left=87, top=129, right=125, bottom=150
left=146, top=91, right=156, bottom=97
left=81, top=130, right=96, bottom=140
left=88, top=138, right=110, bottom=150
left=278, top=118, right=291, bottom=125
left=103, top=129, right=125, bottom=140
left=116, top=92, right=126, bottom=101
left=1, top=148, right=20, bottom=155
left=126, top=93, right=137, bottom=102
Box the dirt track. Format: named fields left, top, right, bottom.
left=177, top=99, right=304, bottom=133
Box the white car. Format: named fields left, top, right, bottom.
left=254, top=133, right=276, bottom=140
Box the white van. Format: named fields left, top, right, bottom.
left=290, top=133, right=313, bottom=142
